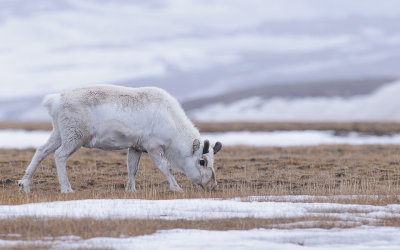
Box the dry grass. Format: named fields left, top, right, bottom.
left=1, top=212, right=399, bottom=241
left=2, top=121, right=400, bottom=135
left=0, top=244, right=49, bottom=250
left=0, top=216, right=378, bottom=241
left=1, top=122, right=400, bottom=241
left=1, top=145, right=400, bottom=204
left=0, top=122, right=52, bottom=131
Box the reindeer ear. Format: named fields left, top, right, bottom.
left=213, top=142, right=222, bottom=155
left=203, top=140, right=210, bottom=154
left=193, top=139, right=200, bottom=154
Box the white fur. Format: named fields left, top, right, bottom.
left=19, top=85, right=221, bottom=193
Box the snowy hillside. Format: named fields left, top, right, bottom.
left=189, top=79, right=400, bottom=121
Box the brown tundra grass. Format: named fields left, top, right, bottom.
left=1, top=144, right=400, bottom=204
left=0, top=216, right=372, bottom=241
left=1, top=122, right=400, bottom=241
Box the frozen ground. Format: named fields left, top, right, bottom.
left=1, top=129, right=400, bottom=148
left=2, top=227, right=400, bottom=250
left=1, top=197, right=400, bottom=221
left=0, top=196, right=399, bottom=249
left=203, top=130, right=400, bottom=147
left=0, top=130, right=50, bottom=148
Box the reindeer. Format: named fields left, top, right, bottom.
left=18, top=85, right=222, bottom=193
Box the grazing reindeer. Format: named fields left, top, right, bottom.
left=19, top=85, right=222, bottom=193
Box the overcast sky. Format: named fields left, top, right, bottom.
left=0, top=0, right=400, bottom=101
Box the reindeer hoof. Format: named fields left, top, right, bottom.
left=61, top=187, right=74, bottom=194
left=18, top=180, right=30, bottom=193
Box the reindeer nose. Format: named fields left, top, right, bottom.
left=206, top=182, right=217, bottom=191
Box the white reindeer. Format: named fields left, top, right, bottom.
left=18, top=85, right=222, bottom=193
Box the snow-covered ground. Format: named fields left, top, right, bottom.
left=1, top=197, right=399, bottom=221
left=203, top=131, right=400, bottom=147
left=0, top=197, right=400, bottom=249
left=1, top=227, right=400, bottom=250
left=1, top=129, right=399, bottom=148
left=0, top=130, right=50, bottom=148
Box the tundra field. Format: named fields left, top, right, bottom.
left=0, top=122, right=400, bottom=249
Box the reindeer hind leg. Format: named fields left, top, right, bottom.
left=19, top=130, right=61, bottom=193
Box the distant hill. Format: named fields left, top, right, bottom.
left=0, top=78, right=397, bottom=122
left=182, top=78, right=396, bottom=110
left=187, top=78, right=400, bottom=122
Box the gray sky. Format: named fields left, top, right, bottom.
left=0, top=0, right=400, bottom=102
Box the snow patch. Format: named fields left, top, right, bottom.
left=1, top=198, right=399, bottom=221
left=0, top=130, right=49, bottom=148
left=2, top=129, right=400, bottom=148
left=1, top=196, right=400, bottom=249
left=202, top=131, right=400, bottom=147
left=2, top=227, right=397, bottom=250
left=59, top=227, right=400, bottom=250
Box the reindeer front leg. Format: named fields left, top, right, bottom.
left=147, top=145, right=183, bottom=192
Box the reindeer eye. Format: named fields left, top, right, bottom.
left=199, top=159, right=205, bottom=166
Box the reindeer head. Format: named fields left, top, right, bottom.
left=189, top=139, right=222, bottom=191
